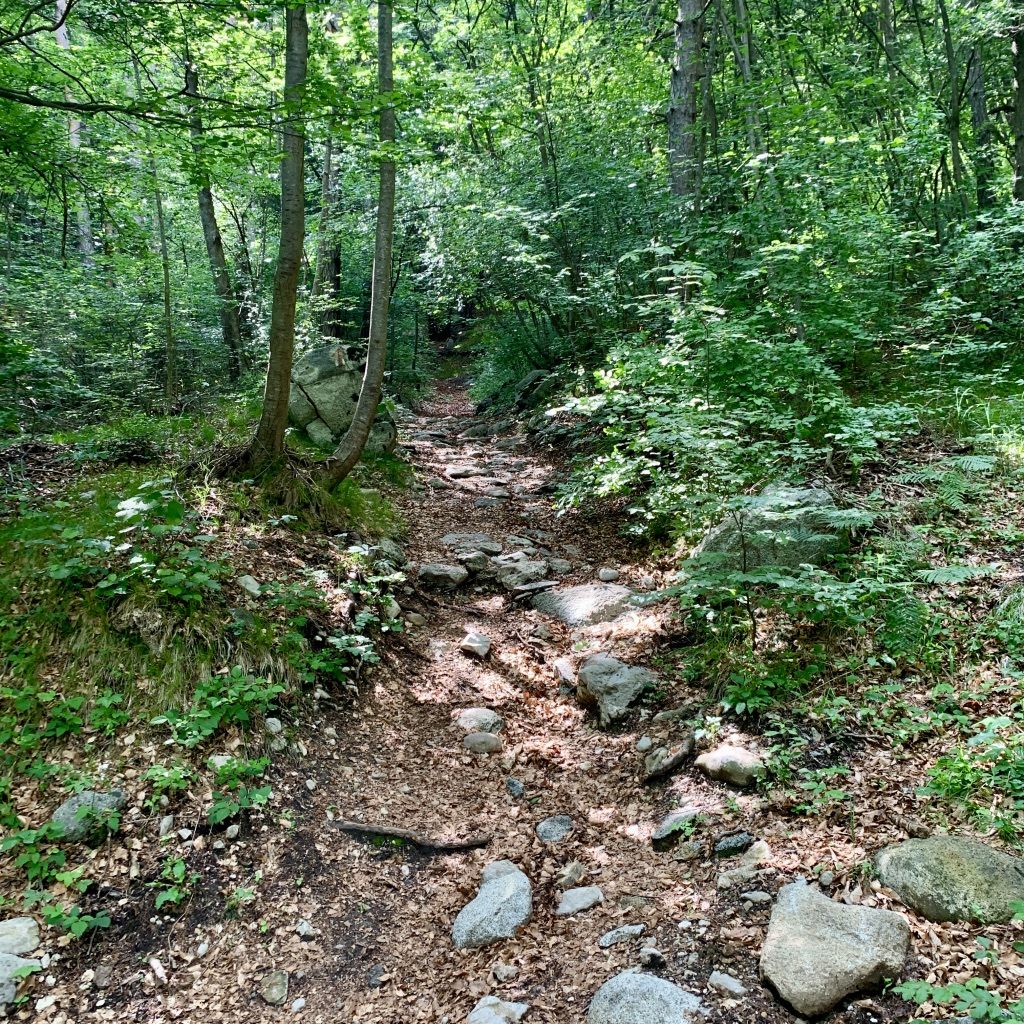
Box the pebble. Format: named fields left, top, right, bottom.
left=406, top=612, right=427, bottom=626
left=530, top=623, right=553, bottom=640
left=158, top=815, right=174, bottom=837
left=295, top=920, right=316, bottom=941
left=555, top=885, right=604, bottom=916
left=305, top=779, right=317, bottom=792
left=819, top=870, right=835, bottom=887
left=367, top=964, right=388, bottom=988
left=639, top=946, right=666, bottom=969
left=636, top=736, right=653, bottom=753
left=598, top=924, right=645, bottom=948
left=291, top=997, right=306, bottom=1012
left=536, top=815, right=573, bottom=843
left=265, top=717, right=283, bottom=735
left=460, top=632, right=492, bottom=658
left=714, top=832, right=755, bottom=857
left=740, top=890, right=773, bottom=904
left=598, top=567, right=619, bottom=582
left=225, top=824, right=240, bottom=840
left=259, top=970, right=289, bottom=1005
left=92, top=965, right=113, bottom=989
left=492, top=961, right=519, bottom=983
left=464, top=732, right=503, bottom=754
left=505, top=778, right=525, bottom=799
left=708, top=970, right=747, bottom=997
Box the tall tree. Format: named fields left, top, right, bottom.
left=668, top=0, right=702, bottom=199
left=248, top=4, right=309, bottom=468
left=1014, top=25, right=1024, bottom=201
left=323, top=0, right=396, bottom=488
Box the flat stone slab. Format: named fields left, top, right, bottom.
left=556, top=886, right=604, bottom=916
left=0, top=918, right=39, bottom=956
left=442, top=532, right=503, bottom=555
left=875, top=836, right=1024, bottom=923
left=598, top=924, right=645, bottom=949
left=760, top=881, right=909, bottom=1016
left=452, top=861, right=532, bottom=949
left=588, top=971, right=707, bottom=1024
left=418, top=563, right=470, bottom=587
left=532, top=584, right=634, bottom=626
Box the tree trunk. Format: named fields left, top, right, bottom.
left=966, top=42, right=993, bottom=209
left=668, top=0, right=702, bottom=199
left=54, top=0, right=94, bottom=267
left=322, top=0, right=396, bottom=489
left=937, top=0, right=967, bottom=215
left=248, top=4, right=309, bottom=468
left=1014, top=28, right=1024, bottom=202
left=185, top=63, right=244, bottom=381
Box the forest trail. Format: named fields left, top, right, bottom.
left=188, top=382, right=902, bottom=1024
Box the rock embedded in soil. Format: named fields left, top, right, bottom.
left=0, top=918, right=39, bottom=956
left=237, top=574, right=262, bottom=596
left=536, top=815, right=574, bottom=843
left=875, top=835, right=1024, bottom=923
left=505, top=777, right=525, bottom=798
left=717, top=840, right=771, bottom=889
left=259, top=970, right=290, bottom=1006
left=457, top=708, right=504, bottom=734
left=464, top=732, right=503, bottom=754
left=460, top=632, right=492, bottom=658
left=418, top=562, right=470, bottom=587
left=694, top=744, right=766, bottom=788
left=651, top=807, right=700, bottom=845
left=708, top=971, right=747, bottom=997
left=714, top=832, right=755, bottom=857
left=597, top=567, right=620, bottom=582
left=588, top=971, right=707, bottom=1024
left=452, top=860, right=533, bottom=949
left=468, top=995, right=530, bottom=1024
left=0, top=952, right=41, bottom=1009
left=641, top=735, right=695, bottom=782
left=50, top=789, right=125, bottom=842
left=598, top=924, right=645, bottom=949
left=577, top=654, right=656, bottom=727
left=531, top=583, right=634, bottom=626
left=442, top=532, right=503, bottom=555
left=759, top=881, right=910, bottom=1017
left=556, top=886, right=604, bottom=916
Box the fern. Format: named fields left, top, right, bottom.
left=946, top=454, right=996, bottom=474
left=916, top=564, right=994, bottom=585
left=880, top=595, right=931, bottom=658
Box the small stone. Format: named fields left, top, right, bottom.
left=460, top=632, right=492, bottom=658
left=505, top=778, right=525, bottom=799
left=536, top=815, right=573, bottom=843
left=92, top=964, right=113, bottom=989
left=457, top=708, right=504, bottom=734
left=740, top=890, right=772, bottom=904
left=642, top=735, right=695, bottom=782
left=305, top=779, right=317, bottom=792
left=549, top=558, right=572, bottom=575
left=492, top=961, right=519, bottom=983
left=598, top=924, right=645, bottom=949
left=237, top=574, right=261, bottom=596
left=382, top=596, right=402, bottom=620
left=406, top=611, right=427, bottom=627
left=225, top=824, right=240, bottom=840
left=530, top=622, right=553, bottom=640
left=177, top=828, right=193, bottom=841
left=714, top=832, right=755, bottom=857
left=0, top=918, right=39, bottom=956
left=555, top=861, right=586, bottom=889
left=587, top=971, right=706, bottom=1024
left=674, top=840, right=704, bottom=862
left=265, top=717, right=284, bottom=735
left=553, top=657, right=576, bottom=685
left=464, top=732, right=503, bottom=754
left=717, top=840, right=771, bottom=888
left=818, top=870, right=835, bottom=887
left=259, top=970, right=289, bottom=1006
left=196, top=943, right=209, bottom=958
left=694, top=744, right=766, bottom=789
left=467, top=995, right=530, bottom=1024
left=639, top=946, right=666, bottom=969
left=291, top=997, right=306, bottom=1012
left=556, top=886, right=604, bottom=917
left=50, top=790, right=125, bottom=842
left=708, top=970, right=747, bottom=997
left=367, top=964, right=388, bottom=988
left=418, top=563, right=470, bottom=587
left=652, top=807, right=700, bottom=844
left=636, top=736, right=653, bottom=753
left=597, top=568, right=619, bottom=582
left=578, top=653, right=656, bottom=726
left=158, top=815, right=174, bottom=837
left=295, top=919, right=316, bottom=941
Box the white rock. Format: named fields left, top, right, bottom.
left=708, top=970, right=747, bottom=996
left=460, top=632, right=492, bottom=658
left=237, top=574, right=261, bottom=597
left=0, top=918, right=39, bottom=956
left=467, top=995, right=530, bottom=1024
left=556, top=886, right=604, bottom=916
left=694, top=744, right=766, bottom=788
left=588, top=971, right=706, bottom=1024
left=578, top=654, right=656, bottom=726
left=456, top=708, right=504, bottom=734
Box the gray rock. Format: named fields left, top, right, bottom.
left=367, top=964, right=388, bottom=988
left=691, top=485, right=844, bottom=571
left=598, top=568, right=620, bottom=582
left=452, top=860, right=532, bottom=949
left=457, top=708, right=504, bottom=734
left=555, top=861, right=586, bottom=889
left=638, top=947, right=666, bottom=969
left=536, top=815, right=574, bottom=843
left=694, top=744, right=766, bottom=788
left=0, top=951, right=40, bottom=1009
left=556, top=886, right=604, bottom=916
left=652, top=807, right=700, bottom=844
left=875, top=836, right=1024, bottom=923
left=714, top=832, right=755, bottom=857
left=291, top=997, right=306, bottom=1013
left=418, top=563, right=469, bottom=587
left=265, top=716, right=284, bottom=735
left=259, top=970, right=290, bottom=1006
left=675, top=840, right=704, bottom=862
left=636, top=736, right=653, bottom=753
left=505, top=778, right=525, bottom=799
left=289, top=345, right=397, bottom=452
left=717, top=840, right=771, bottom=889
left=578, top=654, right=655, bottom=726
left=642, top=735, right=694, bottom=782
left=459, top=550, right=492, bottom=572
left=406, top=612, right=427, bottom=627
left=760, top=881, right=910, bottom=1016
left=92, top=964, right=113, bottom=989
left=493, top=557, right=549, bottom=590
left=598, top=924, right=645, bottom=949
left=295, top=919, right=316, bottom=940
left=460, top=632, right=492, bottom=658
left=373, top=538, right=407, bottom=566
left=740, top=891, right=773, bottom=904
left=447, top=465, right=482, bottom=479
left=549, top=558, right=572, bottom=575
left=443, top=532, right=503, bottom=555
left=475, top=497, right=505, bottom=508
left=50, top=789, right=125, bottom=842
left=468, top=996, right=530, bottom=1024
left=707, top=971, right=746, bottom=997
left=158, top=814, right=175, bottom=837
left=0, top=919, right=39, bottom=956
left=464, top=732, right=503, bottom=754
left=553, top=657, right=576, bottom=685
left=531, top=623, right=553, bottom=640
left=492, top=961, right=520, bottom=983
left=588, top=971, right=707, bottom=1024
left=532, top=584, right=634, bottom=626
left=237, top=574, right=261, bottom=597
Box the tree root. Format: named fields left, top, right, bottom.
left=330, top=819, right=492, bottom=852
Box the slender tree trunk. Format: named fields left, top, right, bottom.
left=322, top=0, right=396, bottom=489
left=310, top=136, right=333, bottom=305
left=185, top=63, right=244, bottom=381
left=54, top=0, right=94, bottom=266
left=248, top=4, right=309, bottom=468
left=1014, top=28, right=1024, bottom=202
left=668, top=0, right=702, bottom=199
left=937, top=0, right=967, bottom=214
left=966, top=42, right=993, bottom=209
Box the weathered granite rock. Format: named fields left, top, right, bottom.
left=259, top=970, right=289, bottom=1005
left=443, top=532, right=503, bottom=556
left=652, top=807, right=700, bottom=844
left=50, top=790, right=125, bottom=842
left=0, top=951, right=41, bottom=1010
left=468, top=995, right=530, bottom=1024
left=556, top=886, right=604, bottom=917
left=642, top=735, right=695, bottom=782
left=464, top=732, right=503, bottom=754
left=875, top=836, right=1024, bottom=923
left=456, top=708, right=504, bottom=734
left=460, top=632, right=492, bottom=658
left=452, top=861, right=532, bottom=949
left=760, top=881, right=910, bottom=1016
left=531, top=584, right=634, bottom=627
left=418, top=563, right=469, bottom=587
left=691, top=485, right=844, bottom=571
left=289, top=345, right=397, bottom=452
left=536, top=815, right=574, bottom=843
left=578, top=654, right=655, bottom=726
left=694, top=744, right=766, bottom=789
left=0, top=918, right=39, bottom=956
left=598, top=924, right=645, bottom=949
left=588, top=971, right=707, bottom=1024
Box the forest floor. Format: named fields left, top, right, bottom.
left=4, top=380, right=1024, bottom=1023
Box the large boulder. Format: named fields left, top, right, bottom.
left=532, top=584, right=634, bottom=627
left=452, top=861, right=532, bottom=949
left=588, top=971, right=706, bottom=1024
left=691, top=485, right=844, bottom=571
left=288, top=344, right=397, bottom=453
left=875, top=836, right=1024, bottom=923
left=759, top=881, right=910, bottom=1016
left=577, top=654, right=656, bottom=726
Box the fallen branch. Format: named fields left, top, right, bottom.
left=330, top=820, right=492, bottom=852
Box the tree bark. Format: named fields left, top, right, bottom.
left=1014, top=28, right=1024, bottom=202
left=322, top=0, right=396, bottom=489
left=936, top=0, right=967, bottom=215
left=248, top=4, right=309, bottom=468
left=966, top=42, right=993, bottom=209
left=668, top=0, right=702, bottom=199
left=185, top=62, right=244, bottom=381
